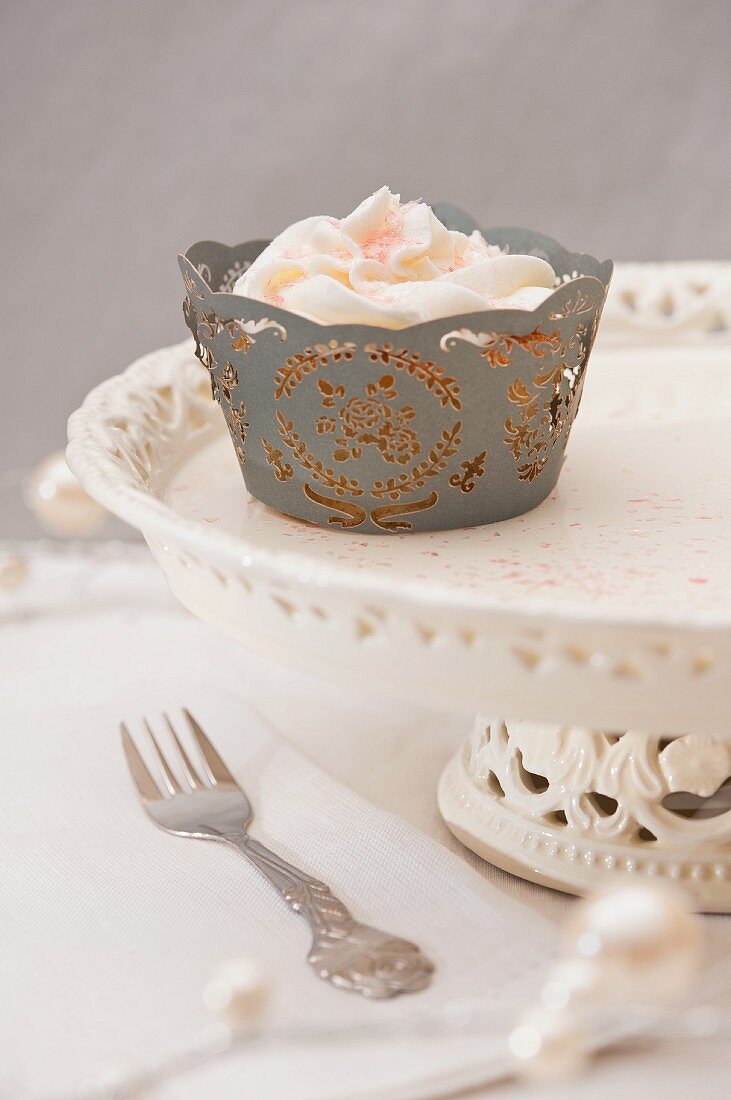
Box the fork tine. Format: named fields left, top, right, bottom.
left=143, top=718, right=182, bottom=797
left=121, top=723, right=163, bottom=802
left=164, top=713, right=203, bottom=790
left=184, top=709, right=235, bottom=786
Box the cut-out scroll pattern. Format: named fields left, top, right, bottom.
left=464, top=719, right=731, bottom=848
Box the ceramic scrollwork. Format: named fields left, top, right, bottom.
left=464, top=718, right=731, bottom=848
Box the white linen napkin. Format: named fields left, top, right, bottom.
left=0, top=548, right=558, bottom=1100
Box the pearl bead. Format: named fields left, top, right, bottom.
left=0, top=554, right=29, bottom=590
left=509, top=1006, right=587, bottom=1082
left=198, top=1020, right=234, bottom=1054
left=565, top=884, right=701, bottom=1002
left=540, top=957, right=599, bottom=1010
left=203, top=956, right=270, bottom=1030
left=76, top=1057, right=140, bottom=1099
left=25, top=451, right=106, bottom=536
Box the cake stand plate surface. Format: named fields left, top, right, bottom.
left=67, top=270, right=731, bottom=909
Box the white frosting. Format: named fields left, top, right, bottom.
left=233, top=187, right=557, bottom=329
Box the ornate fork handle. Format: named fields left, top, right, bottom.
left=230, top=836, right=434, bottom=998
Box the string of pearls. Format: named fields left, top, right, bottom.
left=1, top=451, right=112, bottom=591
left=509, top=884, right=703, bottom=1081
left=23, top=452, right=107, bottom=538
left=56, top=884, right=730, bottom=1100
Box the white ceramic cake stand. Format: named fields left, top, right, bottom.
left=67, top=264, right=731, bottom=911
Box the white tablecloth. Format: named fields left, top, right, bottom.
left=1, top=546, right=728, bottom=1099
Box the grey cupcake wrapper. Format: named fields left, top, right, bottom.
left=179, top=210, right=612, bottom=534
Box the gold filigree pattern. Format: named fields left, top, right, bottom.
left=449, top=450, right=487, bottom=493
left=185, top=314, right=224, bottom=388
left=228, top=400, right=248, bottom=432
left=548, top=287, right=595, bottom=319
left=317, top=380, right=346, bottom=409
left=302, top=484, right=438, bottom=532
left=182, top=243, right=610, bottom=533
left=228, top=316, right=288, bottom=355
left=504, top=379, right=551, bottom=481
left=182, top=267, right=227, bottom=389
left=503, top=317, right=589, bottom=482
left=517, top=455, right=548, bottom=482
left=276, top=411, right=363, bottom=497
left=274, top=341, right=357, bottom=399
left=270, top=340, right=464, bottom=506
left=224, top=399, right=249, bottom=460
left=262, top=437, right=294, bottom=483
left=197, top=316, right=225, bottom=387
left=486, top=330, right=562, bottom=369
left=440, top=327, right=562, bottom=368
left=216, top=259, right=250, bottom=292
left=316, top=375, right=421, bottom=467
left=182, top=271, right=204, bottom=357
left=371, top=493, right=439, bottom=531
left=218, top=361, right=238, bottom=403
left=448, top=327, right=560, bottom=371
left=371, top=422, right=462, bottom=500
left=230, top=330, right=252, bottom=354
left=364, top=344, right=462, bottom=410
left=303, top=484, right=367, bottom=529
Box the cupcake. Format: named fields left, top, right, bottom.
left=180, top=188, right=612, bottom=534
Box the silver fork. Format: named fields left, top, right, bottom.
left=121, top=710, right=434, bottom=998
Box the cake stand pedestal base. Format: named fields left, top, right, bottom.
left=438, top=717, right=731, bottom=912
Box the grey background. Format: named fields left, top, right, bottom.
left=2, top=0, right=730, bottom=536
